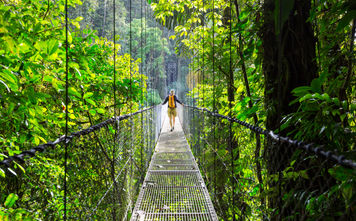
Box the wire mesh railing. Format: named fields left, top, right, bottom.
left=0, top=105, right=162, bottom=220
left=178, top=105, right=356, bottom=220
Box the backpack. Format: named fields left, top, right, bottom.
left=168, top=95, right=175, bottom=108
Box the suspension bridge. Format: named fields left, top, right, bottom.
left=1, top=0, right=356, bottom=220
left=131, top=113, right=218, bottom=220
left=1, top=104, right=355, bottom=220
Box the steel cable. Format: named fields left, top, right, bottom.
left=64, top=0, right=69, bottom=218
left=112, top=0, right=118, bottom=218
left=186, top=105, right=356, bottom=170
left=0, top=107, right=156, bottom=168
left=129, top=0, right=134, bottom=215
left=212, top=0, right=217, bottom=200
left=228, top=1, right=235, bottom=219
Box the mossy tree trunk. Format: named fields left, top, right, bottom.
left=262, top=0, right=317, bottom=218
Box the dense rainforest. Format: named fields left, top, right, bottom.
left=161, top=0, right=356, bottom=219
left=0, top=0, right=355, bottom=220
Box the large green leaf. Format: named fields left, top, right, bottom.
left=336, top=10, right=356, bottom=31
left=0, top=69, right=19, bottom=91
left=4, top=193, right=19, bottom=208
left=47, top=40, right=59, bottom=56
left=68, top=87, right=82, bottom=98
left=0, top=168, right=5, bottom=178
left=0, top=79, right=10, bottom=92
left=329, top=166, right=356, bottom=182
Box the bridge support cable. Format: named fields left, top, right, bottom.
left=228, top=1, right=236, bottom=220
left=212, top=0, right=217, bottom=203
left=131, top=113, right=218, bottom=220
left=64, top=0, right=69, bottom=218
left=112, top=0, right=118, bottom=218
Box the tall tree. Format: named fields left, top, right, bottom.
left=262, top=0, right=317, bottom=216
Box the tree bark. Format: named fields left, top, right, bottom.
left=262, top=0, right=317, bottom=218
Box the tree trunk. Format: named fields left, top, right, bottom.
left=262, top=0, right=317, bottom=218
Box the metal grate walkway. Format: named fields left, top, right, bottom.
left=131, top=117, right=218, bottom=220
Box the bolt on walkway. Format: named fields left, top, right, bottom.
left=131, top=117, right=218, bottom=220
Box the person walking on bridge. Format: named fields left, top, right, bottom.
left=162, top=89, right=184, bottom=132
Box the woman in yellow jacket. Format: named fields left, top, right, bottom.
left=162, top=89, right=184, bottom=131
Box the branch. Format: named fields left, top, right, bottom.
left=34, top=26, right=64, bottom=36
left=105, top=102, right=127, bottom=109
left=43, top=0, right=50, bottom=19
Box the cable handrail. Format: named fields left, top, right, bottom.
left=186, top=105, right=356, bottom=170
left=0, top=106, right=156, bottom=168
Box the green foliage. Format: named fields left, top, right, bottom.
left=281, top=83, right=355, bottom=151
left=0, top=0, right=145, bottom=152
left=147, top=88, right=162, bottom=105
left=0, top=0, right=152, bottom=219
left=0, top=193, right=32, bottom=220
left=0, top=0, right=355, bottom=219
left=4, top=193, right=18, bottom=208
